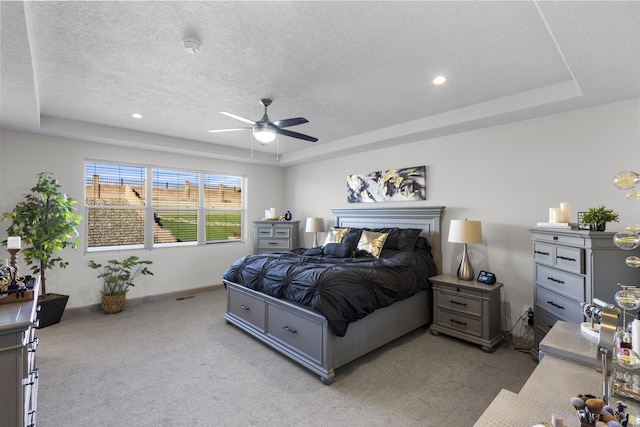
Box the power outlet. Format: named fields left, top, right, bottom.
left=526, top=307, right=534, bottom=326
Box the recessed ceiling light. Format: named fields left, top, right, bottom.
left=131, top=113, right=143, bottom=119
left=432, top=76, right=447, bottom=86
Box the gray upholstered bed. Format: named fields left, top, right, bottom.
left=223, top=206, right=444, bottom=384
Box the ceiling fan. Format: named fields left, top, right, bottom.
left=208, top=98, right=318, bottom=145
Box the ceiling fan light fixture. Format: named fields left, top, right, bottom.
left=253, top=123, right=276, bottom=145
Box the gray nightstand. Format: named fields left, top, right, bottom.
left=429, top=274, right=503, bottom=352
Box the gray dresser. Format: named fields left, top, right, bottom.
left=0, top=277, right=40, bottom=427
left=530, top=228, right=640, bottom=347
left=253, top=220, right=300, bottom=254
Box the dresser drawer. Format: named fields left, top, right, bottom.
left=435, top=289, right=482, bottom=317
left=555, top=245, right=584, bottom=274
left=532, top=232, right=585, bottom=247
left=267, top=303, right=323, bottom=364
left=534, top=307, right=559, bottom=334
left=228, top=287, right=266, bottom=331
left=535, top=286, right=583, bottom=323
left=533, top=242, right=554, bottom=265
left=435, top=308, right=483, bottom=338
left=536, top=264, right=585, bottom=301
left=257, top=238, right=291, bottom=250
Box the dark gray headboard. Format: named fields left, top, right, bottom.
left=331, top=206, right=445, bottom=273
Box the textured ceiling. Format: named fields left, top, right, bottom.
left=1, top=1, right=639, bottom=166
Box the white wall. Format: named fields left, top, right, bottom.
left=0, top=131, right=285, bottom=308
left=283, top=99, right=640, bottom=331
left=1, top=99, right=638, bottom=328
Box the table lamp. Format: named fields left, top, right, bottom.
left=305, top=217, right=325, bottom=247
left=448, top=219, right=483, bottom=280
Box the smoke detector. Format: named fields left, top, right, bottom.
left=182, top=37, right=202, bottom=54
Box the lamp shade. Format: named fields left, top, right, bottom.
left=305, top=217, right=325, bottom=233
left=448, top=219, right=482, bottom=244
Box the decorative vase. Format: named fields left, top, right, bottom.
left=590, top=222, right=606, bottom=231
left=101, top=292, right=126, bottom=314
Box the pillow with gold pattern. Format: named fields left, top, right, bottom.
left=323, top=227, right=350, bottom=247
left=356, top=230, right=389, bottom=258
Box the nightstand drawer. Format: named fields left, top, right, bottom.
left=256, top=227, right=274, bottom=237
left=228, top=287, right=266, bottom=331
left=435, top=308, right=483, bottom=337
left=257, top=238, right=290, bottom=250
left=435, top=290, right=482, bottom=317
left=535, top=286, right=583, bottom=323
left=432, top=282, right=484, bottom=299
left=267, top=304, right=322, bottom=364
left=536, top=264, right=585, bottom=301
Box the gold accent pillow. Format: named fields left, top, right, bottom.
left=357, top=230, right=389, bottom=258
left=323, top=227, right=350, bottom=246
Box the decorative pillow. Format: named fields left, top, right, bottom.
left=356, top=230, right=389, bottom=258
left=415, top=236, right=433, bottom=256
left=322, top=243, right=352, bottom=258
left=341, top=228, right=364, bottom=252
left=385, top=228, right=422, bottom=251
left=323, top=227, right=349, bottom=246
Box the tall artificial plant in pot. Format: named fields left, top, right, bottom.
left=2, top=172, right=82, bottom=327
left=88, top=256, right=153, bottom=314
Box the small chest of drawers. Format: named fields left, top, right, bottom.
left=430, top=274, right=503, bottom=352
left=253, top=220, right=300, bottom=254
left=530, top=228, right=640, bottom=348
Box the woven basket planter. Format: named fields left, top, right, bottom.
left=101, top=293, right=126, bottom=314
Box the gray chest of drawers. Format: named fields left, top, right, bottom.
left=530, top=228, right=640, bottom=347
left=253, top=220, right=299, bottom=254
left=0, top=278, right=40, bottom=427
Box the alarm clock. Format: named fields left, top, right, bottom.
left=477, top=271, right=496, bottom=285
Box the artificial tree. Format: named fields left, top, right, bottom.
left=2, top=172, right=82, bottom=298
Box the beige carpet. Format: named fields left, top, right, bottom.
left=35, top=287, right=536, bottom=426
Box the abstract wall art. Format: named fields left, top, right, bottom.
left=347, top=165, right=426, bottom=203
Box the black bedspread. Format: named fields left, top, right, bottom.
left=223, top=247, right=437, bottom=336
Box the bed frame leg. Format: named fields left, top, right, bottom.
left=320, top=373, right=335, bottom=385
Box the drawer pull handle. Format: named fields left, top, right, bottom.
left=268, top=242, right=278, bottom=246
left=239, top=304, right=250, bottom=311
left=283, top=325, right=297, bottom=334
left=553, top=236, right=558, bottom=240
left=547, top=300, right=565, bottom=310
left=547, top=276, right=565, bottom=284
left=450, top=300, right=467, bottom=307
left=535, top=250, right=550, bottom=256
left=450, top=319, right=467, bottom=326
left=556, top=255, right=577, bottom=262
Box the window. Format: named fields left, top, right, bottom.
left=85, top=161, right=244, bottom=251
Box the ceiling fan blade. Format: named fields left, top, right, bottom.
left=273, top=117, right=308, bottom=128
left=275, top=128, right=318, bottom=142
left=220, top=111, right=255, bottom=125
left=207, top=127, right=251, bottom=133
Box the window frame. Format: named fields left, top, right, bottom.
left=84, top=160, right=245, bottom=253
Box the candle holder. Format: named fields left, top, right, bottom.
left=7, top=248, right=19, bottom=271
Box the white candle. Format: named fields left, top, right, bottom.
left=560, top=202, right=571, bottom=223
left=7, top=236, right=21, bottom=249
left=549, top=208, right=561, bottom=223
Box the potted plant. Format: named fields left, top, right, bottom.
left=580, top=205, right=620, bottom=231
left=88, top=256, right=153, bottom=314
left=2, top=172, right=82, bottom=327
